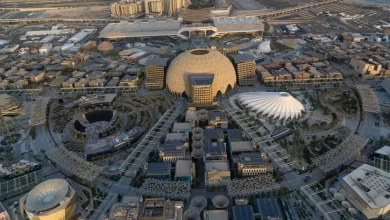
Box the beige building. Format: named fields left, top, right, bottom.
left=19, top=179, right=77, bottom=220
left=110, top=1, right=144, bottom=17
left=145, top=0, right=164, bottom=15
left=140, top=198, right=183, bottom=220
left=189, top=74, right=214, bottom=105
left=231, top=54, right=256, bottom=86
left=237, top=152, right=272, bottom=176
left=341, top=164, right=390, bottom=219
left=205, top=161, right=230, bottom=187
left=166, top=49, right=236, bottom=100
left=145, top=58, right=169, bottom=90
left=351, top=57, right=382, bottom=78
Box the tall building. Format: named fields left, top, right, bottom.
left=144, top=0, right=164, bottom=15
left=231, top=54, right=257, bottom=86
left=110, top=1, right=144, bottom=17
left=373, top=146, right=390, bottom=172
left=145, top=58, right=169, bottom=90
left=164, top=0, right=187, bottom=16
left=341, top=164, right=390, bottom=219
left=189, top=74, right=214, bottom=105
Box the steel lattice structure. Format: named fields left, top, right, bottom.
left=312, top=135, right=368, bottom=172
left=29, top=97, right=50, bottom=126
left=58, top=86, right=138, bottom=95
left=227, top=174, right=280, bottom=197
left=46, top=146, right=103, bottom=182
left=0, top=115, right=29, bottom=135
left=119, top=102, right=185, bottom=177
left=0, top=170, right=44, bottom=199
left=0, top=89, right=43, bottom=97
left=355, top=85, right=380, bottom=113
left=139, top=179, right=191, bottom=200
left=224, top=108, right=294, bottom=171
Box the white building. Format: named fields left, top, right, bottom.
left=39, top=43, right=53, bottom=55
left=341, top=164, right=390, bottom=219
left=286, top=24, right=299, bottom=33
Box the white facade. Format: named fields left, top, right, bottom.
left=234, top=92, right=305, bottom=121
left=341, top=164, right=390, bottom=219
left=39, top=43, right=53, bottom=55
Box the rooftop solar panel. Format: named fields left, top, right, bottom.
left=232, top=205, right=254, bottom=220
left=257, top=198, right=281, bottom=218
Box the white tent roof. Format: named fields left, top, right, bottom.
left=235, top=92, right=304, bottom=120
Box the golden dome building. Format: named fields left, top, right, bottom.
left=19, top=179, right=77, bottom=220
left=166, top=49, right=236, bottom=104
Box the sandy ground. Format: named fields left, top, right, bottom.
left=36, top=6, right=110, bottom=19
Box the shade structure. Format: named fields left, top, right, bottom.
left=212, top=195, right=229, bottom=208
left=190, top=196, right=207, bottom=210
left=183, top=208, right=201, bottom=220
left=191, top=149, right=205, bottom=158
left=235, top=92, right=305, bottom=120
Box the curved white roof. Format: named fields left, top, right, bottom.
left=25, top=179, right=70, bottom=214
left=236, top=92, right=304, bottom=120
left=258, top=40, right=271, bottom=53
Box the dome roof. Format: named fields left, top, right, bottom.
left=25, top=179, right=71, bottom=213
left=236, top=92, right=304, bottom=120
left=258, top=40, right=271, bottom=53
left=166, top=49, right=236, bottom=98
left=97, top=41, right=114, bottom=53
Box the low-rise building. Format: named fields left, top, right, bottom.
left=373, top=146, right=390, bottom=172
left=28, top=70, right=45, bottom=82
left=109, top=195, right=142, bottom=220
left=232, top=205, right=254, bottom=220
left=119, top=75, right=139, bottom=88
left=205, top=160, right=230, bottom=187
left=160, top=141, right=187, bottom=162
left=175, top=160, right=194, bottom=183
left=237, top=152, right=272, bottom=176
left=351, top=57, right=383, bottom=78
left=172, top=122, right=192, bottom=133
left=204, top=139, right=227, bottom=161
left=145, top=162, right=171, bottom=180
left=341, top=164, right=390, bottom=219
left=39, top=43, right=53, bottom=55
left=208, top=110, right=228, bottom=129
left=256, top=198, right=281, bottom=220
left=203, top=210, right=228, bottom=220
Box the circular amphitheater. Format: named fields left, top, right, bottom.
left=72, top=109, right=120, bottom=139
left=21, top=179, right=77, bottom=220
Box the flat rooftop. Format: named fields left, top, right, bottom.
left=238, top=152, right=266, bottom=165
left=230, top=141, right=254, bottom=153
left=342, top=164, right=390, bottom=209
left=205, top=160, right=229, bottom=172
left=231, top=54, right=255, bottom=63
left=172, top=122, right=192, bottom=132
left=375, top=146, right=390, bottom=156
left=175, top=160, right=193, bottom=178
left=145, top=57, right=169, bottom=66
left=99, top=20, right=181, bottom=39
left=147, top=162, right=171, bottom=176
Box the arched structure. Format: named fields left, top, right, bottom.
left=166, top=49, right=237, bottom=99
